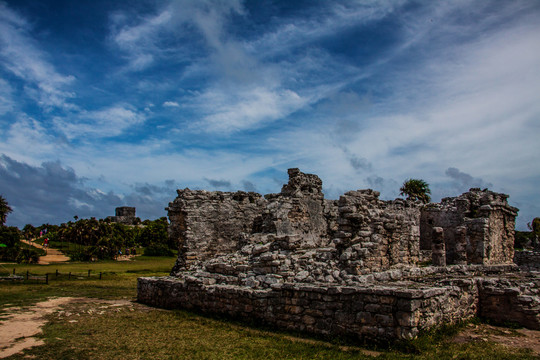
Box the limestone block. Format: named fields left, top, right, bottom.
left=431, top=227, right=446, bottom=266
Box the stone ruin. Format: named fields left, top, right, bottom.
left=138, top=169, right=539, bottom=341
left=106, top=206, right=138, bottom=225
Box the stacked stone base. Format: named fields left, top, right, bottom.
left=138, top=267, right=539, bottom=341
left=514, top=250, right=540, bottom=271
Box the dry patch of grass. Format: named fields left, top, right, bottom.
left=452, top=323, right=540, bottom=356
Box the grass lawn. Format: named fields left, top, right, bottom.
left=0, top=256, right=174, bottom=310
left=0, top=257, right=537, bottom=359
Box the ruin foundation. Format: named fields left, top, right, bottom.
left=138, top=169, right=539, bottom=341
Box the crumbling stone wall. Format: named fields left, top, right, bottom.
left=137, top=168, right=537, bottom=342
left=478, top=277, right=540, bottom=329
left=421, top=189, right=517, bottom=265
left=167, top=190, right=264, bottom=272
left=514, top=251, right=540, bottom=271
left=167, top=171, right=517, bottom=275
left=167, top=169, right=421, bottom=276
left=335, top=191, right=420, bottom=274
left=257, top=168, right=337, bottom=249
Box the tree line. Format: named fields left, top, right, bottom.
left=0, top=194, right=175, bottom=263
left=23, top=216, right=174, bottom=261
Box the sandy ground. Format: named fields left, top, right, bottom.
left=20, top=239, right=70, bottom=264
left=0, top=298, right=135, bottom=358
left=0, top=297, right=74, bottom=358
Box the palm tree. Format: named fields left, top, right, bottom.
left=400, top=179, right=431, bottom=204
left=0, top=195, right=12, bottom=226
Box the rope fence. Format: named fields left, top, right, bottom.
left=0, top=269, right=103, bottom=284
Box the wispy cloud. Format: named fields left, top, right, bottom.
left=163, top=101, right=180, bottom=108
left=54, top=104, right=146, bottom=140
left=247, top=1, right=405, bottom=59
left=242, top=180, right=257, bottom=192
left=110, top=8, right=173, bottom=71
left=109, top=0, right=244, bottom=72
left=0, top=3, right=76, bottom=110
left=0, top=115, right=61, bottom=164
left=194, top=87, right=306, bottom=132
left=0, top=78, right=14, bottom=115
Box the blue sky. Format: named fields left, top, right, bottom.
left=0, top=0, right=539, bottom=229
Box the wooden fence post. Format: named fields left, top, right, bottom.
left=68, top=272, right=71, bottom=280
left=26, top=271, right=29, bottom=280
left=88, top=270, right=91, bottom=277
left=46, top=273, right=48, bottom=285
left=12, top=268, right=15, bottom=275
left=56, top=269, right=59, bottom=277
left=99, top=272, right=102, bottom=280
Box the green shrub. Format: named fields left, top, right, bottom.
left=144, top=243, right=174, bottom=257
left=0, top=246, right=19, bottom=261
left=0, top=226, right=21, bottom=247
left=137, top=218, right=170, bottom=248
left=68, top=249, right=94, bottom=262
left=515, top=231, right=534, bottom=250
left=0, top=226, right=22, bottom=261
left=16, top=248, right=40, bottom=264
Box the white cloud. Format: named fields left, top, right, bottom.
left=0, top=3, right=76, bottom=110
left=0, top=78, right=14, bottom=115
left=114, top=10, right=173, bottom=46
left=163, top=101, right=180, bottom=108
left=111, top=9, right=172, bottom=71
left=110, top=0, right=245, bottom=72
left=248, top=1, right=405, bottom=59
left=0, top=115, right=60, bottom=164
left=68, top=197, right=92, bottom=210
left=194, top=87, right=306, bottom=133
left=54, top=104, right=146, bottom=140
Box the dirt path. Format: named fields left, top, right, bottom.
left=452, top=323, right=540, bottom=356
left=0, top=298, right=136, bottom=358
left=21, top=239, right=70, bottom=264
left=0, top=297, right=74, bottom=358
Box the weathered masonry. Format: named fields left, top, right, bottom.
left=106, top=206, right=138, bottom=225
left=138, top=169, right=539, bottom=341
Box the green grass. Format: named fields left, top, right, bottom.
left=2, top=255, right=173, bottom=275
left=10, top=307, right=378, bottom=360
left=0, top=256, right=175, bottom=310
left=0, top=256, right=537, bottom=360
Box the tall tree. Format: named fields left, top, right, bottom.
left=399, top=179, right=431, bottom=204
left=0, top=195, right=12, bottom=226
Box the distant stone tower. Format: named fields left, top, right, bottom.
left=116, top=206, right=136, bottom=218
left=107, top=207, right=137, bottom=225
